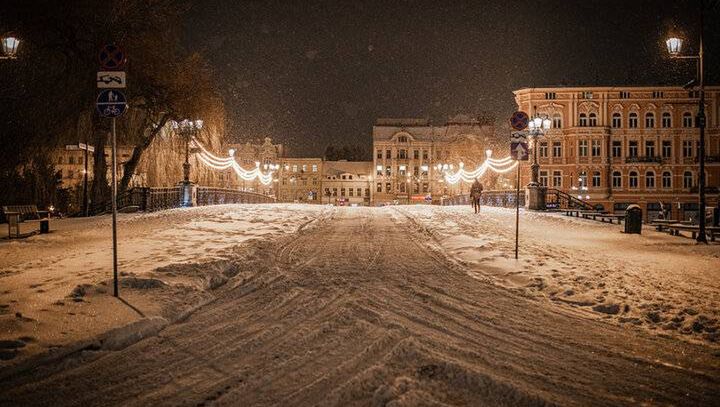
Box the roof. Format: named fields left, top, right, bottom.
left=322, top=161, right=373, bottom=177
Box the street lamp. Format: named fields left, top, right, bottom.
left=0, top=34, right=20, bottom=60
left=170, top=119, right=203, bottom=184
left=665, top=4, right=708, bottom=243
left=527, top=113, right=552, bottom=186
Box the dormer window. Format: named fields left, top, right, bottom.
left=397, top=136, right=408, bottom=143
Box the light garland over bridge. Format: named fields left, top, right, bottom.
left=442, top=150, right=518, bottom=185
left=191, top=137, right=276, bottom=185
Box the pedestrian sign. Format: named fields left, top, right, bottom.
left=96, top=89, right=127, bottom=118
left=98, top=44, right=126, bottom=70
left=510, top=111, right=529, bottom=131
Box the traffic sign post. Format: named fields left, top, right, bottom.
left=509, top=116, right=529, bottom=260
left=97, top=44, right=127, bottom=298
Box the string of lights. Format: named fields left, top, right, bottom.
left=191, top=137, right=275, bottom=185
left=443, top=150, right=518, bottom=185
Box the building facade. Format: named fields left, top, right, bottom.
left=514, top=86, right=720, bottom=220
left=276, top=157, right=324, bottom=203
left=371, top=115, right=494, bottom=205
left=322, top=161, right=373, bottom=206
left=225, top=137, right=284, bottom=195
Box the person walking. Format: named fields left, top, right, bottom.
left=470, top=179, right=484, bottom=214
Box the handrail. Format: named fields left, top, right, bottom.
left=546, top=188, right=595, bottom=210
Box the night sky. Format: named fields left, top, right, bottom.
left=186, top=0, right=720, bottom=157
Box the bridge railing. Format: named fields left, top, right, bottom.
left=196, top=187, right=275, bottom=206
left=440, top=190, right=524, bottom=208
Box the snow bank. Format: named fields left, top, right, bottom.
left=396, top=205, right=720, bottom=346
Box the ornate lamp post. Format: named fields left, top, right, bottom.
left=525, top=114, right=551, bottom=210
left=0, top=34, right=20, bottom=60
left=665, top=3, right=708, bottom=243
left=171, top=119, right=203, bottom=184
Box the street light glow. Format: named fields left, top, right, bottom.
left=1, top=35, right=20, bottom=58
left=666, top=37, right=683, bottom=56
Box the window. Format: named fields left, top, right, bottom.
left=545, top=92, right=556, bottom=99
left=612, top=113, right=622, bottom=128
left=589, top=113, right=597, bottom=127
left=688, top=90, right=700, bottom=98
left=683, top=140, right=693, bottom=157
left=421, top=165, right=428, bottom=176
left=683, top=171, right=693, bottom=189
left=365, top=188, right=370, bottom=197
left=539, top=142, right=548, bottom=158
left=661, top=112, right=672, bottom=128
left=591, top=140, right=601, bottom=157
left=341, top=175, right=346, bottom=180
left=581, top=91, right=593, bottom=99
left=413, top=166, right=419, bottom=177
left=579, top=171, right=588, bottom=188
left=645, top=171, right=655, bottom=189
left=422, top=183, right=428, bottom=193
left=662, top=171, right=672, bottom=189
left=539, top=170, right=548, bottom=187
left=645, top=112, right=655, bottom=128
left=552, top=141, right=562, bottom=157
left=332, top=188, right=337, bottom=196
left=386, top=182, right=391, bottom=192
left=302, top=165, right=307, bottom=172
left=348, top=188, right=353, bottom=197
left=376, top=165, right=382, bottom=176
left=376, top=150, right=382, bottom=159
left=579, top=113, right=588, bottom=127
left=398, top=149, right=407, bottom=159
left=385, top=166, right=391, bottom=176
left=629, top=140, right=638, bottom=157
left=413, top=150, right=419, bottom=160
left=620, top=91, right=631, bottom=99
left=629, top=112, right=638, bottom=128
left=292, top=165, right=298, bottom=172
left=662, top=140, right=672, bottom=158
left=398, top=165, right=406, bottom=176
left=386, top=149, right=391, bottom=158
left=645, top=140, right=655, bottom=157
left=552, top=171, right=562, bottom=187
left=399, top=183, right=406, bottom=193
left=413, top=183, right=419, bottom=194
left=612, top=141, right=622, bottom=158
left=682, top=112, right=693, bottom=128
left=69, top=156, right=75, bottom=165
left=652, top=91, right=664, bottom=98
left=422, top=150, right=428, bottom=160
left=398, top=136, right=408, bottom=143
left=552, top=114, right=562, bottom=128
left=629, top=171, right=638, bottom=188
left=612, top=171, right=622, bottom=188
left=579, top=140, right=588, bottom=157
left=312, top=164, right=318, bottom=172
left=592, top=171, right=601, bottom=187
left=377, top=183, right=382, bottom=193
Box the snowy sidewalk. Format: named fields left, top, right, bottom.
left=0, top=204, right=332, bottom=364
left=396, top=205, right=720, bottom=346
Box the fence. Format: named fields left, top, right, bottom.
left=441, top=190, right=524, bottom=208
left=90, top=185, right=275, bottom=214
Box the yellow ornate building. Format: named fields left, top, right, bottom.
left=514, top=86, right=720, bottom=220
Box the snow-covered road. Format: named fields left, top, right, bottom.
left=2, top=206, right=718, bottom=406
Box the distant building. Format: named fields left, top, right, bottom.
left=322, top=161, right=373, bottom=206
left=224, top=137, right=284, bottom=195
left=371, top=115, right=494, bottom=205
left=514, top=86, right=720, bottom=220
left=276, top=157, right=324, bottom=203
left=53, top=144, right=140, bottom=189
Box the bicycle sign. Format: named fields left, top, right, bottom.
left=96, top=89, right=127, bottom=118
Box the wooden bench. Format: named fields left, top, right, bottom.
left=564, top=209, right=598, bottom=217
left=2, top=205, right=50, bottom=238
left=649, top=219, right=678, bottom=232
left=664, top=224, right=720, bottom=242
left=582, top=213, right=625, bottom=224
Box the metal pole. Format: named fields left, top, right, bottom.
left=111, top=118, right=119, bottom=297
left=515, top=161, right=520, bottom=259
left=83, top=146, right=89, bottom=216
left=697, top=0, right=707, bottom=243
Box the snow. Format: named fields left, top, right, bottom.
left=0, top=204, right=333, bottom=364
left=395, top=205, right=720, bottom=346
left=1, top=205, right=719, bottom=406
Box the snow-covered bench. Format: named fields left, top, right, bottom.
left=2, top=205, right=50, bottom=238
left=663, top=224, right=719, bottom=242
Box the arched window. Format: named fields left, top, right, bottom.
left=661, top=112, right=672, bottom=128
left=579, top=113, right=588, bottom=127
left=645, top=171, right=655, bottom=189
left=629, top=112, right=638, bottom=128
left=579, top=171, right=588, bottom=188
left=552, top=113, right=562, bottom=129
left=589, top=113, right=598, bottom=127
left=612, top=113, right=622, bottom=128
left=682, top=112, right=693, bottom=128
left=662, top=171, right=672, bottom=189
left=612, top=171, right=622, bottom=188
left=629, top=171, right=639, bottom=188
left=683, top=171, right=694, bottom=189
left=645, top=112, right=655, bottom=128
left=592, top=171, right=601, bottom=187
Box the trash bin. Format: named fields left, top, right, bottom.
left=40, top=219, right=49, bottom=234
left=625, top=204, right=642, bottom=234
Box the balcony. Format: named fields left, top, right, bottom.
left=625, top=156, right=663, bottom=164
left=694, top=155, right=720, bottom=164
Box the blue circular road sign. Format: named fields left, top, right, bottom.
left=510, top=111, right=529, bottom=131
left=96, top=89, right=127, bottom=118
